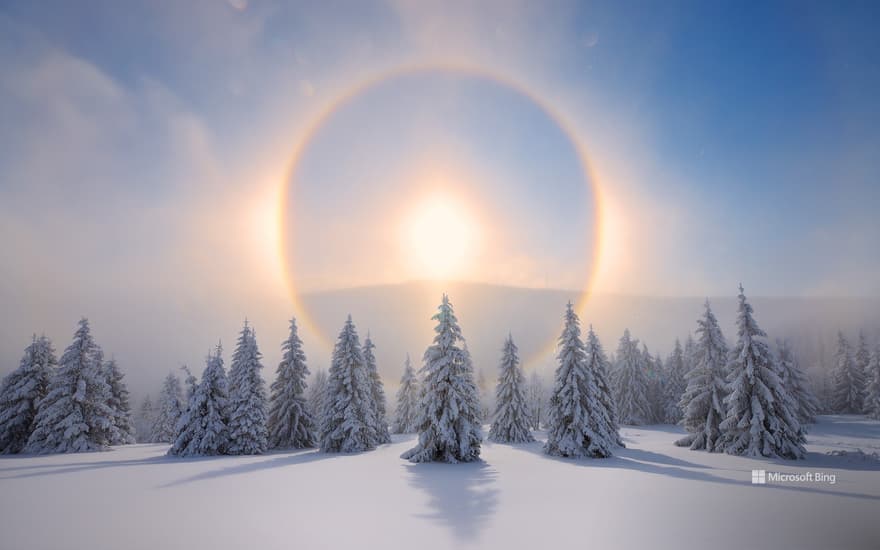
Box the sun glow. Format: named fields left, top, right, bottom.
left=402, top=193, right=481, bottom=281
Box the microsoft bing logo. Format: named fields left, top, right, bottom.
left=751, top=470, right=767, bottom=484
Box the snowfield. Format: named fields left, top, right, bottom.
left=1, top=415, right=878, bottom=550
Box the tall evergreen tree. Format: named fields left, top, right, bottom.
left=307, top=368, right=328, bottom=431
left=585, top=326, right=623, bottom=446
left=545, top=302, right=614, bottom=458
left=676, top=301, right=728, bottom=451
left=662, top=339, right=688, bottom=425
left=103, top=358, right=136, bottom=445
left=402, top=295, right=482, bottom=463
left=642, top=345, right=664, bottom=423
left=476, top=363, right=493, bottom=423
left=181, top=365, right=198, bottom=402
left=169, top=345, right=231, bottom=456
left=775, top=339, right=819, bottom=424
left=855, top=332, right=872, bottom=413
left=720, top=286, right=805, bottom=459
left=136, top=395, right=155, bottom=443
left=151, top=372, right=184, bottom=443
left=320, top=315, right=377, bottom=453
left=267, top=318, right=315, bottom=449
left=227, top=321, right=269, bottom=455
left=864, top=346, right=880, bottom=421
left=25, top=318, right=115, bottom=454
left=525, top=372, right=548, bottom=430
left=832, top=332, right=865, bottom=413
left=0, top=335, right=56, bottom=454
left=612, top=329, right=650, bottom=425
left=488, top=334, right=534, bottom=443
left=392, top=354, right=420, bottom=434
left=363, top=333, right=391, bottom=445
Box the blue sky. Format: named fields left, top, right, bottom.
left=1, top=0, right=879, bottom=388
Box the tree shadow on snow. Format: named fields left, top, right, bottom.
left=512, top=440, right=880, bottom=502
left=805, top=416, right=880, bottom=441
left=159, top=448, right=345, bottom=488
left=405, top=460, right=499, bottom=542
left=0, top=454, right=174, bottom=479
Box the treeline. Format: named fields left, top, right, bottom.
left=3, top=286, right=879, bottom=463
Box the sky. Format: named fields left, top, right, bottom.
left=1, top=0, right=879, bottom=391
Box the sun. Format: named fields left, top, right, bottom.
left=401, top=193, right=481, bottom=281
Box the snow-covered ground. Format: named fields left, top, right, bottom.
left=1, top=415, right=878, bottom=550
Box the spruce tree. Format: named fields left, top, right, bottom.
left=267, top=318, right=315, bottom=449
left=832, top=332, right=865, bottom=413
left=525, top=372, right=547, bottom=430
left=136, top=395, right=155, bottom=443
left=25, top=318, right=115, bottom=454
left=476, top=363, right=492, bottom=423
left=181, top=365, right=198, bottom=402
left=676, top=300, right=728, bottom=451
left=0, top=335, right=56, bottom=454
left=363, top=333, right=391, bottom=445
left=585, top=326, right=623, bottom=446
left=720, top=286, right=805, bottom=459
left=642, top=346, right=664, bottom=423
left=864, top=346, right=880, bottom=421
left=402, top=295, right=482, bottom=463
left=855, top=333, right=871, bottom=413
left=488, top=334, right=534, bottom=443
left=544, top=302, right=614, bottom=458
left=169, top=345, right=231, bottom=456
left=151, top=372, right=184, bottom=443
left=612, top=329, right=650, bottom=425
left=227, top=321, right=269, bottom=455
left=307, top=368, right=328, bottom=431
left=776, top=339, right=819, bottom=424
left=102, top=358, right=136, bottom=445
left=392, top=354, right=420, bottom=434
left=320, top=315, right=378, bottom=453
left=662, top=339, right=688, bottom=425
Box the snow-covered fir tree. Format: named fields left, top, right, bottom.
left=544, top=302, right=614, bottom=458
left=267, top=318, right=315, bottom=449
left=642, top=345, right=665, bottom=423
left=662, top=339, right=688, bottom=425
left=363, top=333, right=391, bottom=445
left=103, top=357, right=136, bottom=445
left=169, top=345, right=231, bottom=456
left=151, top=372, right=184, bottom=443
left=306, top=368, right=328, bottom=431
left=474, top=351, right=493, bottom=423
left=585, top=326, right=623, bottom=446
left=775, top=339, right=819, bottom=424
left=676, top=301, right=728, bottom=451
left=136, top=395, right=155, bottom=443
left=392, top=354, right=420, bottom=434
left=320, top=315, right=378, bottom=453
left=488, top=334, right=534, bottom=443
left=720, top=286, right=805, bottom=459
left=611, top=329, right=650, bottom=425
left=0, top=335, right=56, bottom=454
left=402, top=295, right=482, bottom=463
left=683, top=333, right=697, bottom=379
left=525, top=372, right=548, bottom=430
left=181, top=365, right=198, bottom=402
left=855, top=332, right=871, bottom=411
left=864, top=346, right=880, bottom=420
left=25, top=318, right=115, bottom=454
left=227, top=321, right=269, bottom=455
left=831, top=332, right=865, bottom=413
